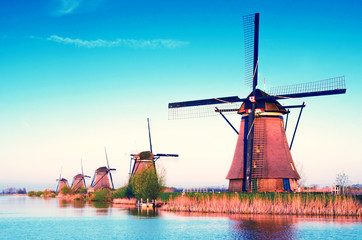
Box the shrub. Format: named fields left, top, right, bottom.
left=28, top=191, right=36, bottom=197
left=42, top=189, right=52, bottom=197
left=92, top=189, right=111, bottom=202
left=112, top=185, right=133, bottom=199
left=60, top=186, right=72, bottom=195
left=74, top=187, right=88, bottom=194
left=35, top=191, right=43, bottom=197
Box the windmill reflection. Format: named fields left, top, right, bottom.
left=229, top=215, right=299, bottom=239
left=128, top=207, right=159, bottom=218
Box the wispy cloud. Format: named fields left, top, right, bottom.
left=53, top=0, right=84, bottom=16
left=46, top=35, right=189, bottom=49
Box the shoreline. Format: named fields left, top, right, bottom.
left=8, top=193, right=362, bottom=217
left=160, top=193, right=362, bottom=217
left=0, top=194, right=28, bottom=196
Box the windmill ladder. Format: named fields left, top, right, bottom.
left=251, top=117, right=265, bottom=191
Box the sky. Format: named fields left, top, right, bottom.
left=0, top=0, right=361, bottom=191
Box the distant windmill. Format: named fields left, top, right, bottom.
left=56, top=168, right=68, bottom=193
left=168, top=13, right=346, bottom=192
left=89, top=148, right=116, bottom=191
left=71, top=159, right=91, bottom=192
left=129, top=118, right=178, bottom=178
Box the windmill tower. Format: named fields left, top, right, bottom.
left=56, top=168, right=68, bottom=193
left=129, top=118, right=178, bottom=178
left=168, top=13, right=346, bottom=192
left=88, top=148, right=116, bottom=191
left=71, top=159, right=91, bottom=192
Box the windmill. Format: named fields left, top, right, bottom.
left=129, top=118, right=178, bottom=178
left=56, top=168, right=68, bottom=193
left=71, top=159, right=91, bottom=192
left=168, top=13, right=346, bottom=192
left=89, top=148, right=116, bottom=191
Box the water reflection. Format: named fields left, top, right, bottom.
left=73, top=200, right=86, bottom=208
left=57, top=199, right=72, bottom=208
left=88, top=201, right=112, bottom=215
left=165, top=212, right=300, bottom=239
left=128, top=207, right=159, bottom=218
left=230, top=215, right=299, bottom=239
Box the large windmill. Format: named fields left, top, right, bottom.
left=168, top=13, right=346, bottom=192
left=56, top=168, right=68, bottom=193
left=89, top=148, right=116, bottom=191
left=71, top=159, right=91, bottom=192
left=129, top=118, right=178, bottom=178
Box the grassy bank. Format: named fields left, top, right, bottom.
left=160, top=192, right=362, bottom=217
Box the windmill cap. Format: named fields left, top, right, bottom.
left=238, top=89, right=288, bottom=114
left=135, top=151, right=154, bottom=160
left=73, top=174, right=85, bottom=179
left=96, top=166, right=109, bottom=173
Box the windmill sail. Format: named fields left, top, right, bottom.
left=267, top=76, right=346, bottom=99
left=168, top=99, right=242, bottom=120
left=243, top=13, right=259, bottom=89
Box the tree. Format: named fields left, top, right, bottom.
left=131, top=166, right=164, bottom=201
left=336, top=172, right=349, bottom=194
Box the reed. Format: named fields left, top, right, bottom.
left=161, top=192, right=362, bottom=217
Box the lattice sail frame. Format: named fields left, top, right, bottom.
left=267, top=76, right=346, bottom=97
left=243, top=13, right=258, bottom=88
left=168, top=102, right=241, bottom=120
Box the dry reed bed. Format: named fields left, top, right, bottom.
left=161, top=193, right=362, bottom=217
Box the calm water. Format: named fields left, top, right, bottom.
left=0, top=196, right=361, bottom=240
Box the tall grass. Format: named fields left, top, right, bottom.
left=161, top=192, right=362, bottom=217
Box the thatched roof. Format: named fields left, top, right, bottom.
left=135, top=151, right=154, bottom=160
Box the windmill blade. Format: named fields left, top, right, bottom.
left=104, top=147, right=110, bottom=169
left=243, top=13, right=259, bottom=89
left=104, top=147, right=115, bottom=189
left=59, top=167, right=62, bottom=181
left=267, top=76, right=346, bottom=99
left=154, top=154, right=179, bottom=157
left=90, top=172, right=96, bottom=187
left=169, top=96, right=244, bottom=108
left=109, top=171, right=115, bottom=189
left=81, top=159, right=84, bottom=175
left=83, top=178, right=87, bottom=188
left=168, top=96, right=244, bottom=120
left=147, top=118, right=153, bottom=153
left=56, top=167, right=62, bottom=192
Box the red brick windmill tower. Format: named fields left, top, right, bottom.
left=88, top=148, right=116, bottom=191
left=168, top=13, right=346, bottom=192
left=56, top=168, right=68, bottom=193
left=129, top=118, right=178, bottom=178
left=71, top=159, right=91, bottom=192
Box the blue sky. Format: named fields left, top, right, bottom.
left=0, top=0, right=361, bottom=191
